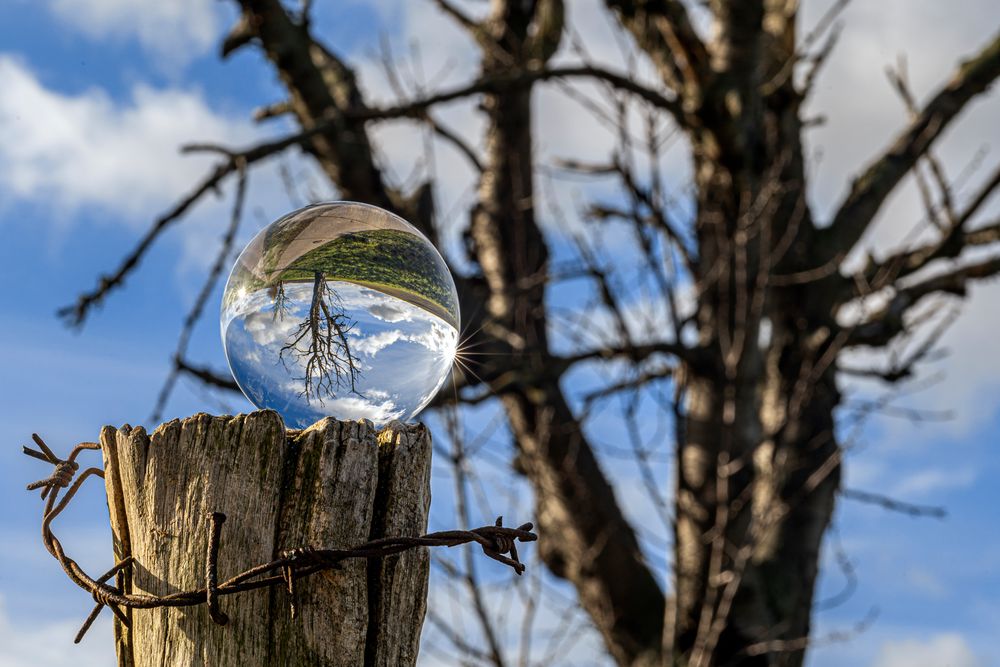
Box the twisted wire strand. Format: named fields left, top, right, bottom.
left=24, top=433, right=537, bottom=643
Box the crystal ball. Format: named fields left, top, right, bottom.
left=221, top=202, right=459, bottom=428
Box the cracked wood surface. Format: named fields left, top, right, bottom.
left=100, top=410, right=431, bottom=667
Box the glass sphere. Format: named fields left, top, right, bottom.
left=221, top=201, right=459, bottom=428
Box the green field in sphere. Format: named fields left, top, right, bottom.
left=221, top=202, right=460, bottom=428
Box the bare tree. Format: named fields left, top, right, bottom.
left=278, top=271, right=363, bottom=401
left=61, top=1, right=1000, bottom=665
left=269, top=280, right=291, bottom=321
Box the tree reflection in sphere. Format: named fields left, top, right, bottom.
left=221, top=202, right=459, bottom=428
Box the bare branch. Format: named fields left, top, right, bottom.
left=253, top=100, right=292, bottom=122
left=572, top=232, right=632, bottom=347
left=58, top=134, right=306, bottom=326
left=426, top=610, right=495, bottom=664
left=444, top=408, right=508, bottom=667
left=855, top=163, right=1000, bottom=284
left=848, top=254, right=1000, bottom=347
left=886, top=57, right=958, bottom=229
left=840, top=488, right=946, bottom=519
left=744, top=608, right=879, bottom=658
left=762, top=0, right=851, bottom=96
left=799, top=22, right=843, bottom=98
left=152, top=160, right=248, bottom=422
left=175, top=359, right=241, bottom=393
left=221, top=12, right=255, bottom=57
left=425, top=112, right=484, bottom=172
left=839, top=307, right=954, bottom=383
left=278, top=273, right=363, bottom=401
left=349, top=65, right=684, bottom=122
left=814, top=526, right=857, bottom=611
left=559, top=340, right=690, bottom=368
left=575, top=151, right=696, bottom=273
left=228, top=0, right=398, bottom=213
left=820, top=30, right=1000, bottom=260
left=605, top=0, right=709, bottom=99
left=580, top=366, right=675, bottom=411
left=432, top=0, right=481, bottom=33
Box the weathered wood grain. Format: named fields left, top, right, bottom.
left=100, top=411, right=432, bottom=667
left=367, top=422, right=432, bottom=666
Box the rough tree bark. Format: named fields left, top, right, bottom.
left=61, top=1, right=1000, bottom=665
left=200, top=7, right=1000, bottom=666
left=99, top=410, right=431, bottom=667
left=220, top=8, right=667, bottom=664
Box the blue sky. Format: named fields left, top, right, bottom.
left=1, top=1, right=999, bottom=666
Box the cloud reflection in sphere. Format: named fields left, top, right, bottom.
left=220, top=202, right=460, bottom=428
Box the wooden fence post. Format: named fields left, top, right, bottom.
left=99, top=410, right=431, bottom=667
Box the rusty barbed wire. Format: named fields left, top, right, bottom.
left=24, top=433, right=538, bottom=644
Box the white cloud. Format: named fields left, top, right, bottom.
left=351, top=328, right=407, bottom=356
left=0, top=595, right=115, bottom=667
left=44, top=0, right=221, bottom=68
left=871, top=633, right=982, bottom=667
left=804, top=0, right=1000, bottom=231
left=244, top=306, right=303, bottom=349
left=891, top=466, right=977, bottom=498
left=0, top=55, right=254, bottom=222
left=320, top=394, right=405, bottom=424
left=0, top=54, right=324, bottom=283
left=368, top=301, right=413, bottom=323
left=349, top=314, right=458, bottom=358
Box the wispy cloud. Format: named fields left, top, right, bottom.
left=871, top=633, right=982, bottom=667
left=316, top=394, right=404, bottom=424
left=0, top=55, right=253, bottom=221
left=0, top=54, right=324, bottom=279
left=891, top=466, right=977, bottom=498
left=43, top=0, right=222, bottom=69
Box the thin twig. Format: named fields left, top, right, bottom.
left=151, top=159, right=248, bottom=422
left=840, top=488, right=947, bottom=519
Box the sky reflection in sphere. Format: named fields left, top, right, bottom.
left=221, top=202, right=459, bottom=428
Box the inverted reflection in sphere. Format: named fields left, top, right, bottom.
left=221, top=202, right=459, bottom=427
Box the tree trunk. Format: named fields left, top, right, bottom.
left=99, top=410, right=431, bottom=667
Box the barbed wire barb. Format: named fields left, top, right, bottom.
left=24, top=434, right=538, bottom=644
